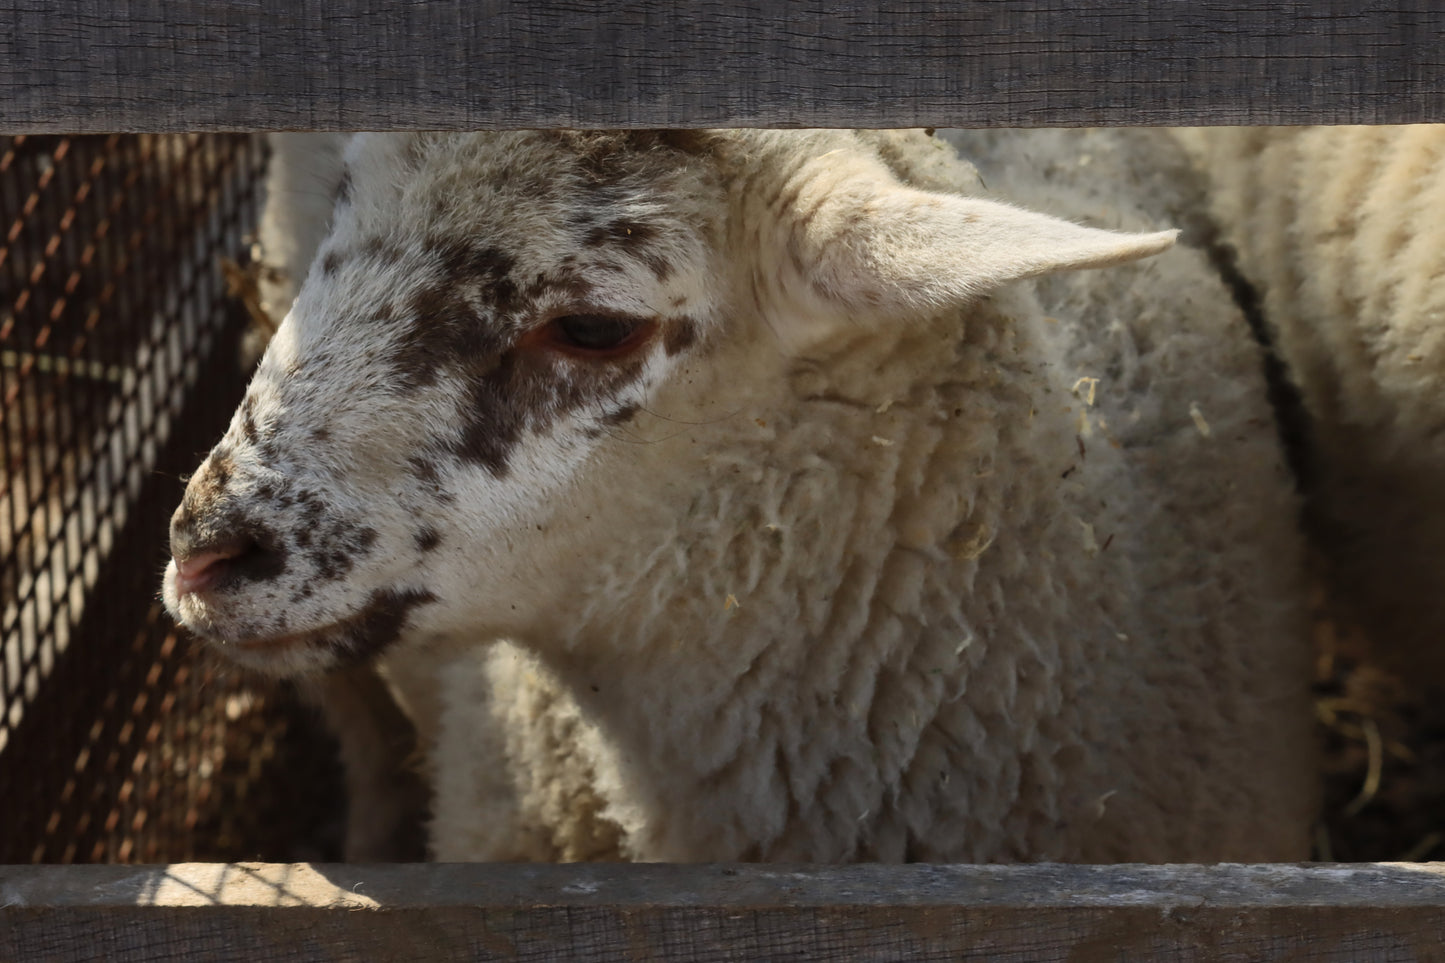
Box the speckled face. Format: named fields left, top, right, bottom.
left=163, top=131, right=726, bottom=674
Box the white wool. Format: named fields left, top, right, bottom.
left=1177, top=124, right=1445, bottom=683
left=168, top=128, right=1316, bottom=863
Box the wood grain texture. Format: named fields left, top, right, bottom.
left=0, top=1, right=1442, bottom=132
left=4, top=862, right=1445, bottom=961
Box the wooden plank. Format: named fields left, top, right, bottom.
left=1, top=1, right=1443, bottom=132
left=4, top=862, right=1445, bottom=961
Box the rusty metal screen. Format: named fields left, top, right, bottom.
left=0, top=134, right=342, bottom=864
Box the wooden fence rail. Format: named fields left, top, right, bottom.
left=4, top=862, right=1445, bottom=961
left=1, top=1, right=1443, bottom=132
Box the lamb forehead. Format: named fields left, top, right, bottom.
left=339, top=130, right=721, bottom=264
left=300, top=131, right=727, bottom=352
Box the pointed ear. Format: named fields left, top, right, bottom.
left=771, top=151, right=1176, bottom=327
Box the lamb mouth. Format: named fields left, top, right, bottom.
left=189, top=619, right=346, bottom=662
left=208, top=587, right=438, bottom=664
left=227, top=624, right=337, bottom=653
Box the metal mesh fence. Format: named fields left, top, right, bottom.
left=0, top=134, right=343, bottom=864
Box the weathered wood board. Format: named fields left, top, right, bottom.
left=4, top=862, right=1445, bottom=961
left=1, top=1, right=1442, bottom=132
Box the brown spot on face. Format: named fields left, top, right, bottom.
left=393, top=288, right=506, bottom=390
left=332, top=588, right=438, bottom=662
left=321, top=249, right=344, bottom=277
left=210, top=453, right=234, bottom=489
left=295, top=489, right=325, bottom=528
left=241, top=413, right=259, bottom=445
left=239, top=396, right=261, bottom=445
left=563, top=130, right=713, bottom=200
left=407, top=455, right=455, bottom=502
left=663, top=319, right=698, bottom=356
left=453, top=343, right=650, bottom=478
left=335, top=169, right=352, bottom=206
left=312, top=547, right=349, bottom=581
left=581, top=221, right=675, bottom=282
left=360, top=236, right=406, bottom=269
left=603, top=402, right=640, bottom=426
left=414, top=526, right=441, bottom=552
left=309, top=522, right=380, bottom=583
left=423, top=239, right=517, bottom=295
left=291, top=491, right=323, bottom=549
left=388, top=242, right=522, bottom=391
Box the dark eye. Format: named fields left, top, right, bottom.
left=548, top=314, right=651, bottom=354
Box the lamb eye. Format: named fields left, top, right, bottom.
left=550, top=314, right=648, bottom=353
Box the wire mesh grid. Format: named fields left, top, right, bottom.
left=0, top=134, right=343, bottom=864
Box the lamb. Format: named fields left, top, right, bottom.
left=162, top=128, right=1316, bottom=863
left=1176, top=125, right=1445, bottom=684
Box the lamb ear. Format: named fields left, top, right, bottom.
left=777, top=165, right=1176, bottom=324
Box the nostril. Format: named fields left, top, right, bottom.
left=172, top=539, right=254, bottom=597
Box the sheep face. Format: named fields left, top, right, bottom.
left=163, top=130, right=1173, bottom=676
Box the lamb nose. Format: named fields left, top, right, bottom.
left=172, top=539, right=252, bottom=597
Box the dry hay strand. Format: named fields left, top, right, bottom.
left=1312, top=583, right=1445, bottom=862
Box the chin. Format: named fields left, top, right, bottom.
left=194, top=628, right=348, bottom=677
left=164, top=575, right=438, bottom=679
